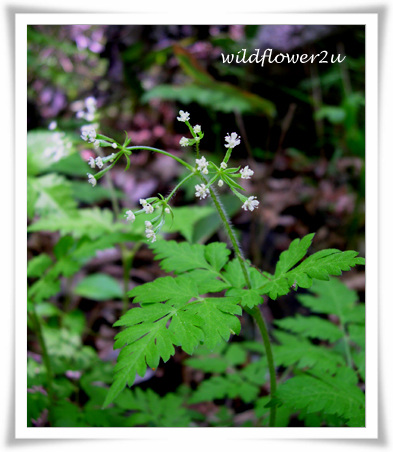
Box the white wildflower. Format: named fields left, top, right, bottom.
left=112, top=143, right=118, bottom=149
left=48, top=121, right=57, bottom=130
left=179, top=137, right=189, bottom=147
left=218, top=179, right=224, bottom=187
left=177, top=110, right=190, bottom=122
left=125, top=210, right=135, bottom=222
left=144, top=204, right=154, bottom=214
left=88, top=157, right=96, bottom=168
left=195, top=184, right=210, bottom=200
left=240, top=165, right=254, bottom=179
left=140, top=199, right=154, bottom=214
left=93, top=140, right=100, bottom=149
left=85, top=112, right=95, bottom=122
left=165, top=207, right=170, bottom=214
left=242, top=196, right=259, bottom=212
left=87, top=173, right=97, bottom=187
left=196, top=156, right=209, bottom=173
left=76, top=111, right=85, bottom=119
left=85, top=96, right=97, bottom=113
left=145, top=221, right=153, bottom=229
left=220, top=161, right=227, bottom=169
left=81, top=125, right=97, bottom=143
left=193, top=124, right=201, bottom=133
left=224, top=132, right=241, bottom=149
left=145, top=230, right=157, bottom=243
left=95, top=157, right=104, bottom=169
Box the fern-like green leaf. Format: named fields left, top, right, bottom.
left=257, top=235, right=364, bottom=300
left=276, top=369, right=365, bottom=427
left=273, top=330, right=346, bottom=373
left=274, top=315, right=344, bottom=343
left=104, top=273, right=242, bottom=407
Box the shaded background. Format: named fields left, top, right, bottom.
left=27, top=24, right=365, bottom=427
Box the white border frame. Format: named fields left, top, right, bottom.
left=16, top=13, right=378, bottom=440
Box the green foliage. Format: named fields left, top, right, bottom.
left=273, top=278, right=365, bottom=426
left=106, top=236, right=365, bottom=408
left=256, top=233, right=365, bottom=300
left=187, top=343, right=267, bottom=405
left=276, top=368, right=365, bottom=427
left=74, top=273, right=123, bottom=301
left=115, top=387, right=200, bottom=427
left=104, top=269, right=242, bottom=407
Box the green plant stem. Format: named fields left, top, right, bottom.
left=29, top=307, right=55, bottom=406
left=206, top=183, right=277, bottom=427
left=127, top=146, right=194, bottom=171
left=166, top=172, right=196, bottom=203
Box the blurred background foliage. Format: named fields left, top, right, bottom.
left=27, top=24, right=365, bottom=427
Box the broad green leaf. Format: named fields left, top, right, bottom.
left=27, top=254, right=53, bottom=277
left=74, top=274, right=123, bottom=301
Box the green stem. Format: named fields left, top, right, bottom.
left=127, top=146, right=194, bottom=171
left=166, top=172, right=196, bottom=203
left=206, top=183, right=277, bottom=427
left=29, top=307, right=55, bottom=406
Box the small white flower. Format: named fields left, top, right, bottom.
left=242, top=196, right=260, bottom=212
left=140, top=199, right=147, bottom=207
left=48, top=121, right=57, bottom=130
left=220, top=161, right=227, bottom=169
left=108, top=153, right=116, bottom=162
left=177, top=110, right=190, bottom=122
left=93, top=140, right=100, bottom=149
left=144, top=204, right=154, bottom=214
left=85, top=96, right=97, bottom=112
left=145, top=230, right=157, bottom=243
left=76, top=111, right=85, bottom=119
left=193, top=124, right=201, bottom=133
left=196, top=156, right=209, bottom=173
left=88, top=156, right=96, bottom=168
left=125, top=210, right=135, bottom=222
left=145, top=221, right=153, bottom=229
left=112, top=143, right=118, bottom=149
left=195, top=184, right=210, bottom=200
left=95, top=157, right=104, bottom=169
left=85, top=112, right=95, bottom=122
left=240, top=165, right=254, bottom=179
left=87, top=173, right=97, bottom=187
left=218, top=179, right=224, bottom=187
left=81, top=125, right=97, bottom=143
left=179, top=137, right=189, bottom=147
left=224, top=132, right=241, bottom=149
left=165, top=207, right=170, bottom=214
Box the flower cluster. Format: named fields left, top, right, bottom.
left=196, top=156, right=209, bottom=175
left=124, top=210, right=135, bottom=222
left=240, top=165, right=254, bottom=179
left=145, top=221, right=157, bottom=243
left=224, top=132, right=241, bottom=149
left=195, top=184, right=210, bottom=200
left=76, top=96, right=97, bottom=122
left=242, top=196, right=259, bottom=211
left=81, top=124, right=97, bottom=143
left=140, top=199, right=154, bottom=214
left=177, top=110, right=190, bottom=122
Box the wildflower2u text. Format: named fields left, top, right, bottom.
left=221, top=48, right=346, bottom=66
